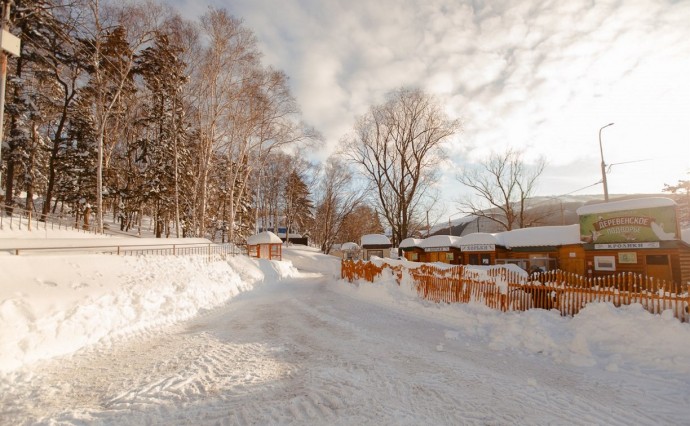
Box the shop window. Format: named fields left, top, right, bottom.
left=270, top=244, right=281, bottom=259
left=497, top=259, right=528, bottom=270
left=367, top=250, right=383, bottom=259
left=594, top=256, right=616, bottom=271
left=646, top=255, right=669, bottom=265
left=470, top=253, right=492, bottom=265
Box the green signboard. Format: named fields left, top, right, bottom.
left=579, top=205, right=678, bottom=244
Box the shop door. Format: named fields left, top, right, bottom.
left=645, top=255, right=673, bottom=282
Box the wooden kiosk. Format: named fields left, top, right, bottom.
left=494, top=225, right=583, bottom=274
left=247, top=231, right=283, bottom=260
left=340, top=242, right=361, bottom=261
left=361, top=234, right=392, bottom=261
left=577, top=197, right=690, bottom=291
left=419, top=235, right=463, bottom=264
left=456, top=232, right=498, bottom=266
left=399, top=238, right=424, bottom=262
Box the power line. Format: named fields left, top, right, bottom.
left=606, top=158, right=652, bottom=173
left=560, top=180, right=603, bottom=196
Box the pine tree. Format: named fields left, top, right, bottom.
left=53, top=96, right=98, bottom=228
left=2, top=0, right=67, bottom=213
left=283, top=169, right=313, bottom=244
left=135, top=31, right=189, bottom=237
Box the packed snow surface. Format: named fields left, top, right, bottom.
left=1, top=230, right=690, bottom=425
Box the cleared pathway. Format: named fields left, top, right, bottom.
left=2, top=276, right=687, bottom=425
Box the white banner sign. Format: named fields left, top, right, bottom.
left=425, top=247, right=450, bottom=252
left=594, top=242, right=660, bottom=250
left=460, top=244, right=495, bottom=252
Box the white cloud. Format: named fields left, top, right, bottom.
left=170, top=0, right=690, bottom=203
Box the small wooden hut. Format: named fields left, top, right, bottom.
left=361, top=234, right=392, bottom=261
left=399, top=238, right=424, bottom=262
left=247, top=231, right=283, bottom=260
left=494, top=224, right=583, bottom=274
left=419, top=235, right=463, bottom=264
left=340, top=242, right=360, bottom=261
left=456, top=232, right=498, bottom=265
left=576, top=197, right=690, bottom=290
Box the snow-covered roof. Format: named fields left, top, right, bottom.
left=361, top=234, right=391, bottom=246
left=420, top=235, right=462, bottom=249
left=277, top=232, right=303, bottom=238
left=247, top=231, right=283, bottom=245
left=457, top=233, right=498, bottom=245
left=341, top=242, right=360, bottom=251
left=494, top=224, right=581, bottom=248
left=576, top=197, right=676, bottom=215
left=399, top=238, right=422, bottom=249
left=428, top=214, right=477, bottom=233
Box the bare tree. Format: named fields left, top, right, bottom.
left=456, top=149, right=547, bottom=231
left=189, top=8, right=259, bottom=237
left=224, top=67, right=316, bottom=243
left=337, top=204, right=384, bottom=244
left=311, top=157, right=366, bottom=254
left=343, top=87, right=459, bottom=245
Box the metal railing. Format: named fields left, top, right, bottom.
left=5, top=241, right=245, bottom=260
left=1, top=203, right=101, bottom=234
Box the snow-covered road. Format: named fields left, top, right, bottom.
left=2, top=275, right=688, bottom=425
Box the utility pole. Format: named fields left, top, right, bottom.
left=598, top=122, right=614, bottom=202
left=0, top=0, right=20, bottom=199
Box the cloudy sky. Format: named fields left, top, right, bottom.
left=170, top=0, right=690, bottom=207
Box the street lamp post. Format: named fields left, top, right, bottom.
left=448, top=211, right=463, bottom=236
left=598, top=122, right=614, bottom=202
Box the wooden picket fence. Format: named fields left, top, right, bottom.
left=341, top=260, right=690, bottom=322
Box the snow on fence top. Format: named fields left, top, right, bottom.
left=419, top=235, right=462, bottom=249
left=361, top=234, right=391, bottom=246
left=493, top=224, right=581, bottom=248
left=576, top=197, right=676, bottom=215
left=247, top=231, right=282, bottom=245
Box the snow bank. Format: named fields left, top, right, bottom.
left=0, top=253, right=298, bottom=373
left=283, top=245, right=341, bottom=277
left=334, top=263, right=690, bottom=375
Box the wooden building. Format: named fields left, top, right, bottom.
left=246, top=231, right=283, bottom=260
left=494, top=225, right=583, bottom=274
left=375, top=198, right=690, bottom=291
left=576, top=197, right=690, bottom=291
left=419, top=235, right=463, bottom=264
left=399, top=238, right=424, bottom=262
left=456, top=233, right=498, bottom=266
left=361, top=234, right=392, bottom=261
left=340, top=242, right=360, bottom=261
